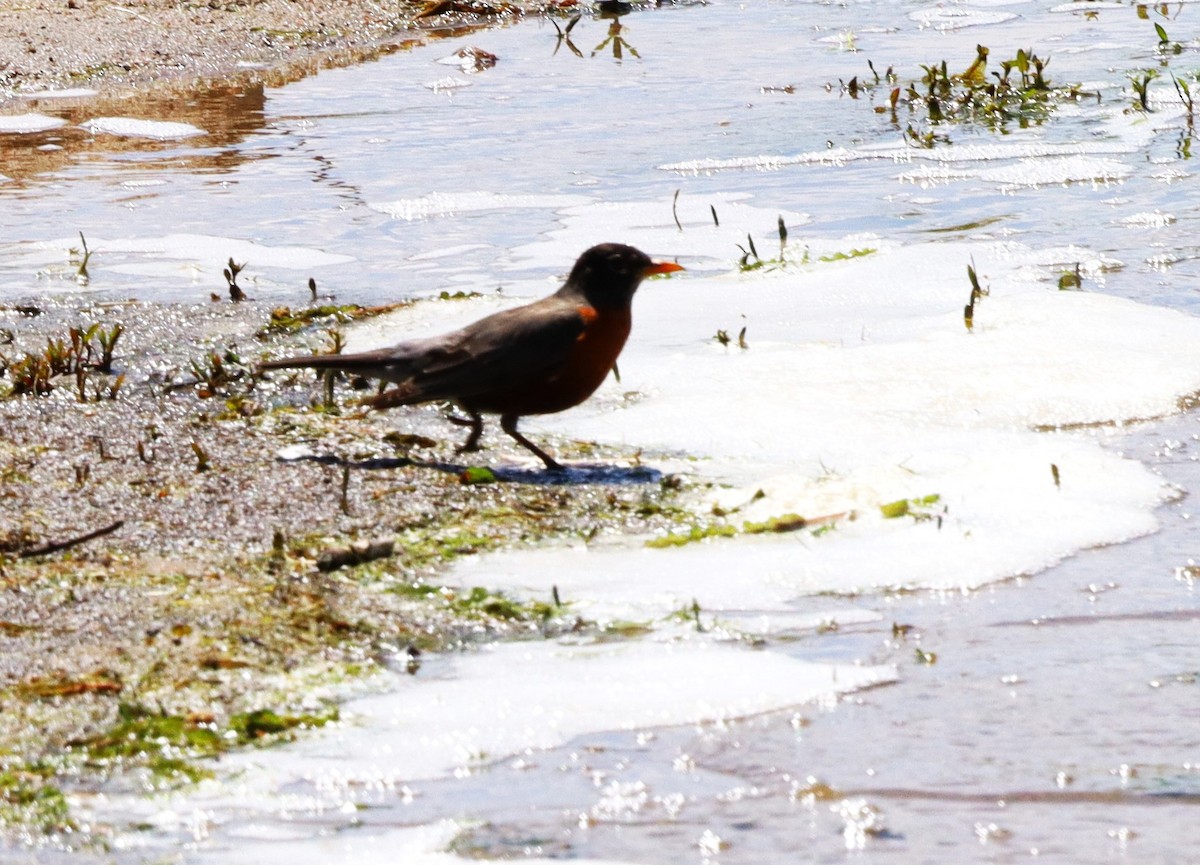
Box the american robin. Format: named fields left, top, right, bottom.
left=259, top=243, right=684, bottom=470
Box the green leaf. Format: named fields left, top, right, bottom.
left=459, top=466, right=497, bottom=485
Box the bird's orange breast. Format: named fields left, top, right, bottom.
left=469, top=304, right=631, bottom=417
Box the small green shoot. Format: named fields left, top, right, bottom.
left=224, top=258, right=247, bottom=302
left=736, top=230, right=801, bottom=273
left=1172, top=75, right=1194, bottom=129
left=669, top=598, right=705, bottom=632
left=226, top=259, right=248, bottom=300
left=1129, top=69, right=1158, bottom=112
left=184, top=349, right=250, bottom=398
left=713, top=325, right=748, bottom=350
left=1058, top=264, right=1082, bottom=290
left=72, top=232, right=93, bottom=285
left=964, top=260, right=987, bottom=332
left=880, top=494, right=941, bottom=520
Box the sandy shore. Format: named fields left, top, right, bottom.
left=0, top=0, right=568, bottom=102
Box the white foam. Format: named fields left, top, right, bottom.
left=43, top=232, right=355, bottom=278
left=505, top=194, right=811, bottom=274
left=909, top=8, right=1019, bottom=29
left=662, top=105, right=1165, bottom=177
left=0, top=113, right=67, bottom=134
left=372, top=191, right=586, bottom=220
left=1118, top=210, right=1176, bottom=228
left=18, top=87, right=100, bottom=99
left=219, top=640, right=890, bottom=787
left=81, top=117, right=205, bottom=139
left=109, top=639, right=890, bottom=840
left=976, top=155, right=1131, bottom=188
left=423, top=76, right=472, bottom=92
left=266, top=201, right=1200, bottom=603
left=381, top=208, right=1200, bottom=603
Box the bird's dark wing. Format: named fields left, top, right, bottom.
left=387, top=295, right=588, bottom=404
left=260, top=295, right=588, bottom=405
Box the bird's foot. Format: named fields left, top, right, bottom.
left=499, top=415, right=564, bottom=472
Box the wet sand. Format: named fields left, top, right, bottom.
left=0, top=0, right=567, bottom=101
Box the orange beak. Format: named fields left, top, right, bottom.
left=644, top=260, right=685, bottom=277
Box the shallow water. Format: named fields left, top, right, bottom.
left=3, top=1, right=1198, bottom=309
left=3, top=1, right=1200, bottom=862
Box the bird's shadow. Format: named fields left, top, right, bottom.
left=279, top=453, right=662, bottom=486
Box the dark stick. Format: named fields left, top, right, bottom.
left=19, top=519, right=124, bottom=558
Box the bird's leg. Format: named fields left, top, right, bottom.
left=500, top=414, right=564, bottom=472
left=448, top=410, right=484, bottom=453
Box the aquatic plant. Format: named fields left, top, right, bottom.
left=0, top=322, right=124, bottom=400
left=646, top=508, right=845, bottom=549
left=257, top=301, right=410, bottom=337
left=70, top=232, right=93, bottom=286
left=182, top=349, right=251, bottom=398
left=224, top=257, right=247, bottom=302
left=69, top=702, right=338, bottom=783
left=852, top=45, right=1094, bottom=136
left=713, top=327, right=748, bottom=349
left=879, top=493, right=942, bottom=522
left=550, top=12, right=583, bottom=57
left=818, top=248, right=876, bottom=262
left=1129, top=68, right=1158, bottom=112
left=963, top=261, right=988, bottom=332
left=1172, top=75, right=1194, bottom=128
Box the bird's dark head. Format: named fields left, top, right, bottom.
left=565, top=243, right=684, bottom=309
